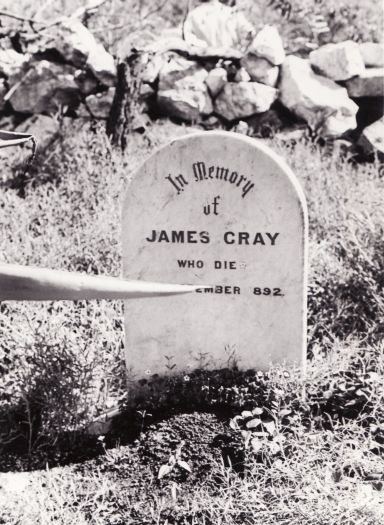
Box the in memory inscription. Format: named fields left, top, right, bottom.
left=122, top=131, right=308, bottom=378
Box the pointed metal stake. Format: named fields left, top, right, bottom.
left=0, top=263, right=209, bottom=301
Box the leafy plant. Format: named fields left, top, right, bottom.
left=158, top=440, right=192, bottom=479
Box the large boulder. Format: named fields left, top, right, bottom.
left=240, top=55, right=279, bottom=86
left=205, top=67, right=227, bottom=97
left=214, top=81, right=278, bottom=121
left=7, top=60, right=80, bottom=114
left=279, top=56, right=358, bottom=137
left=358, top=117, right=384, bottom=160
left=157, top=56, right=212, bottom=120
left=309, top=41, right=365, bottom=81
left=51, top=19, right=96, bottom=66
left=40, top=19, right=116, bottom=86
left=359, top=43, right=384, bottom=68
left=344, top=68, right=384, bottom=97
left=248, top=26, right=285, bottom=66
left=0, top=49, right=29, bottom=78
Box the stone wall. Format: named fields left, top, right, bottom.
left=0, top=20, right=383, bottom=159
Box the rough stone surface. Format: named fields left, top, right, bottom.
left=0, top=49, right=28, bottom=78
left=159, top=56, right=207, bottom=90
left=122, top=131, right=307, bottom=378
left=42, top=19, right=116, bottom=86
left=358, top=117, right=384, bottom=160
left=248, top=25, right=285, bottom=66
left=87, top=43, right=116, bottom=87
left=214, top=82, right=278, bottom=121
left=279, top=56, right=358, bottom=137
left=157, top=90, right=212, bottom=121
left=85, top=88, right=115, bottom=118
left=234, top=67, right=251, bottom=82
left=205, top=67, right=227, bottom=97
left=309, top=41, right=365, bottom=81
left=241, top=55, right=279, bottom=86
left=344, top=68, right=384, bottom=97
left=359, top=42, right=384, bottom=68
left=8, top=60, right=80, bottom=114
left=51, top=19, right=98, bottom=67
left=157, top=57, right=212, bottom=120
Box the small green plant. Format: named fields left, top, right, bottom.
left=158, top=441, right=192, bottom=479
left=230, top=408, right=285, bottom=457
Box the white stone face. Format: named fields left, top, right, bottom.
left=122, top=132, right=307, bottom=380
left=214, top=82, right=278, bottom=121
left=359, top=43, right=384, bottom=68
left=249, top=26, right=285, bottom=66
left=309, top=41, right=365, bottom=81
left=87, top=43, right=116, bottom=87
left=205, top=67, right=227, bottom=97
left=279, top=56, right=358, bottom=137
left=241, top=55, right=279, bottom=87
left=8, top=60, right=79, bottom=114
left=234, top=67, right=251, bottom=82
left=157, top=57, right=213, bottom=120
left=0, top=49, right=28, bottom=79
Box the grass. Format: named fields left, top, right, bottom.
left=0, top=349, right=383, bottom=524
left=0, top=119, right=383, bottom=524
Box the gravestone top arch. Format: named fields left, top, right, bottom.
left=122, top=131, right=308, bottom=380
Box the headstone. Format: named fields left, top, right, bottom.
left=122, top=131, right=307, bottom=381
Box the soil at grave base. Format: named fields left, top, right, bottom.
left=75, top=411, right=242, bottom=495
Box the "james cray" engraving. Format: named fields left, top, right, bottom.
left=145, top=230, right=280, bottom=245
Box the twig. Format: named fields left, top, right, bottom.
left=0, top=9, right=46, bottom=26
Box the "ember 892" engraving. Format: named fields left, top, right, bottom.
left=253, top=287, right=284, bottom=296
